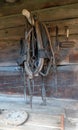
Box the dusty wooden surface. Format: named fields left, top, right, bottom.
left=0, top=94, right=78, bottom=130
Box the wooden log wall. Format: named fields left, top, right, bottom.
left=0, top=0, right=78, bottom=99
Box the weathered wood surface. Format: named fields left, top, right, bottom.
left=0, top=0, right=78, bottom=17
left=0, top=1, right=78, bottom=99
left=0, top=17, right=78, bottom=40
left=0, top=39, right=78, bottom=64
left=32, top=3, right=78, bottom=21
left=0, top=65, right=78, bottom=99
left=0, top=10, right=78, bottom=41
left=0, top=2, right=78, bottom=41
left=0, top=110, right=64, bottom=130
left=0, top=15, right=25, bottom=29
left=0, top=25, right=25, bottom=40
left=47, top=18, right=78, bottom=36
left=1, top=94, right=78, bottom=130
left=0, top=41, right=20, bottom=63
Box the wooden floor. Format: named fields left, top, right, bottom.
left=0, top=94, right=78, bottom=130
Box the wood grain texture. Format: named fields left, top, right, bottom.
left=0, top=41, right=20, bottom=63
left=32, top=3, right=78, bottom=21
left=0, top=25, right=25, bottom=40
left=0, top=0, right=78, bottom=16
left=46, top=18, right=78, bottom=36
left=0, top=15, right=25, bottom=29
left=0, top=1, right=77, bottom=99
left=0, top=65, right=78, bottom=99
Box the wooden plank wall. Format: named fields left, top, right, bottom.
left=0, top=0, right=78, bottom=98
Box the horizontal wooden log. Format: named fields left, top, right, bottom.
left=0, top=25, right=25, bottom=40
left=0, top=36, right=78, bottom=65
left=46, top=18, right=78, bottom=27
left=0, top=41, right=20, bottom=63
left=46, top=18, right=78, bottom=36
left=0, top=0, right=78, bottom=17
left=49, top=25, right=78, bottom=36
left=32, top=3, right=78, bottom=21
left=0, top=64, right=78, bottom=99
left=0, top=15, right=25, bottom=29
left=51, top=35, right=78, bottom=43
left=0, top=14, right=78, bottom=32
left=0, top=4, right=77, bottom=42
left=0, top=27, right=78, bottom=41
left=0, top=17, right=77, bottom=41
left=0, top=15, right=77, bottom=36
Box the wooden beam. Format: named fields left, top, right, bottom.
left=0, top=15, right=25, bottom=30
left=51, top=34, right=78, bottom=39
left=0, top=25, right=77, bottom=41
left=49, top=25, right=78, bottom=36
left=32, top=3, right=78, bottom=21
left=0, top=25, right=25, bottom=41
left=0, top=3, right=78, bottom=37
left=46, top=18, right=78, bottom=32
left=46, top=18, right=78, bottom=27
left=0, top=13, right=78, bottom=31
left=0, top=15, right=78, bottom=38
left=0, top=0, right=78, bottom=17
left=0, top=41, right=20, bottom=64
left=45, top=18, right=78, bottom=36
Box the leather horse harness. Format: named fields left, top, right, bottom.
left=18, top=9, right=55, bottom=106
